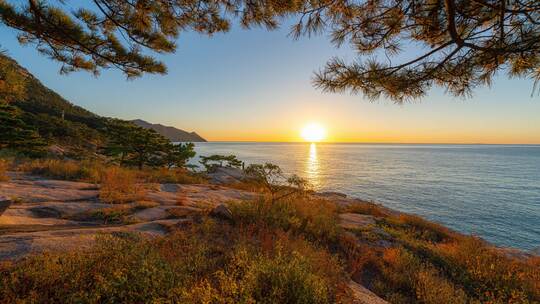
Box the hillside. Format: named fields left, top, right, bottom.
left=1, top=54, right=106, bottom=149
left=0, top=54, right=204, bottom=151
left=131, top=119, right=206, bottom=142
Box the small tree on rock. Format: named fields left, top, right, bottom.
left=245, top=163, right=308, bottom=203
left=163, top=142, right=196, bottom=169
left=200, top=154, right=243, bottom=172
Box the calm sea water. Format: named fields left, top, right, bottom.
left=192, top=143, right=540, bottom=251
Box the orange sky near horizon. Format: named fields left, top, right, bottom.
left=174, top=95, right=540, bottom=144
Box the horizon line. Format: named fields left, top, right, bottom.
left=198, top=141, right=540, bottom=146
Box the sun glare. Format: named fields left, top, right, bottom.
left=301, top=123, right=326, bottom=142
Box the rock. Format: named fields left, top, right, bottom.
left=348, top=280, right=389, bottom=304
left=209, top=204, right=233, bottom=221
left=161, top=183, right=180, bottom=193
left=318, top=191, right=348, bottom=198
left=29, top=206, right=62, bottom=218
left=207, top=167, right=246, bottom=184
left=0, top=196, right=12, bottom=217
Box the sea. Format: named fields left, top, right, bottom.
left=191, top=143, right=540, bottom=252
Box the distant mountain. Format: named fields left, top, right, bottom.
left=131, top=119, right=207, bottom=142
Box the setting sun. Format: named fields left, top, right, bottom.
left=301, top=123, right=326, bottom=142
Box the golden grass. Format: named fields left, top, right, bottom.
left=224, top=179, right=266, bottom=193
left=17, top=159, right=102, bottom=182
left=0, top=159, right=10, bottom=182
left=167, top=207, right=198, bottom=218
left=344, top=202, right=390, bottom=218
left=141, top=167, right=207, bottom=184
left=230, top=196, right=341, bottom=245
left=341, top=204, right=540, bottom=303
left=98, top=167, right=146, bottom=204
left=16, top=158, right=207, bottom=186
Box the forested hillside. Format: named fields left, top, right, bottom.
left=1, top=54, right=105, bottom=152
left=0, top=55, right=202, bottom=159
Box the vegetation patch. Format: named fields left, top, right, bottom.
left=0, top=159, right=10, bottom=182
left=17, top=159, right=103, bottom=182
left=230, top=196, right=341, bottom=246
left=141, top=167, right=207, bottom=184
left=98, top=167, right=146, bottom=204
left=0, top=219, right=350, bottom=304
left=342, top=202, right=540, bottom=303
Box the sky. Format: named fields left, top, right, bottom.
left=1, top=14, right=540, bottom=144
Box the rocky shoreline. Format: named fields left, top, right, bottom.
left=1, top=170, right=537, bottom=303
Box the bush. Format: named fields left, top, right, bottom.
left=230, top=196, right=341, bottom=245
left=99, top=167, right=146, bottom=204
left=88, top=205, right=134, bottom=224
left=433, top=237, right=540, bottom=302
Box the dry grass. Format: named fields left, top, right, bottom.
left=225, top=179, right=266, bottom=193
left=141, top=167, right=207, bottom=184
left=16, top=159, right=207, bottom=186
left=230, top=196, right=341, bottom=245
left=433, top=237, right=540, bottom=302
left=167, top=207, right=198, bottom=218
left=0, top=220, right=351, bottom=303
left=341, top=202, right=540, bottom=303
left=133, top=200, right=160, bottom=210
left=99, top=167, right=146, bottom=204
left=344, top=202, right=390, bottom=218
left=0, top=159, right=10, bottom=182
left=17, top=159, right=102, bottom=182
left=89, top=205, right=135, bottom=224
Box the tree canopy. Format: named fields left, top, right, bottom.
left=0, top=103, right=46, bottom=156
left=103, top=119, right=196, bottom=169
left=1, top=0, right=539, bottom=100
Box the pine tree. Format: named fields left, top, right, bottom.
left=0, top=103, right=46, bottom=156
left=103, top=120, right=171, bottom=169
left=163, top=142, right=196, bottom=169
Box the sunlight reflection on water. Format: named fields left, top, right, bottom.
left=306, top=143, right=320, bottom=189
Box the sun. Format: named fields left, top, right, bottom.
left=301, top=123, right=327, bottom=142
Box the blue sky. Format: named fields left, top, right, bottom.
left=1, top=16, right=539, bottom=143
